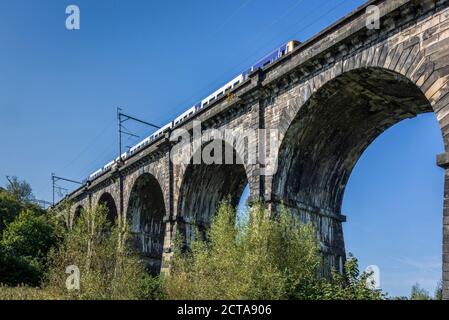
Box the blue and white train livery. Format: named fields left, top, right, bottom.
left=87, top=40, right=300, bottom=182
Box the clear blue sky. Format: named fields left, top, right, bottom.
left=0, top=0, right=444, bottom=297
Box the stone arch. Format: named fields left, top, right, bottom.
left=74, top=204, right=83, bottom=217
left=271, top=66, right=444, bottom=274
left=126, top=173, right=166, bottom=275
left=98, top=192, right=118, bottom=224
left=177, top=139, right=250, bottom=243
left=73, top=205, right=83, bottom=226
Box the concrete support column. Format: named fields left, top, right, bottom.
left=437, top=153, right=449, bottom=300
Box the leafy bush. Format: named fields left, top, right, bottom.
left=165, top=200, right=383, bottom=300
left=0, top=189, right=25, bottom=237
left=46, top=204, right=163, bottom=300
left=317, top=254, right=383, bottom=300
left=410, top=283, right=432, bottom=300
left=1, top=186, right=384, bottom=300
left=0, top=247, right=43, bottom=286
left=0, top=209, right=58, bottom=286
left=2, top=209, right=58, bottom=260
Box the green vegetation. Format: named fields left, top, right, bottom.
left=4, top=176, right=34, bottom=203
left=0, top=179, right=58, bottom=286
left=400, top=282, right=443, bottom=300
left=165, top=200, right=383, bottom=300
left=45, top=204, right=164, bottom=300
left=0, top=180, right=36, bottom=235
left=410, top=283, right=432, bottom=300
left=434, top=281, right=443, bottom=300
left=1, top=201, right=163, bottom=300
left=0, top=179, right=163, bottom=299
left=0, top=179, right=441, bottom=300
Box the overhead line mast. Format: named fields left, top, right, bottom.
left=117, top=107, right=161, bottom=163
left=51, top=173, right=82, bottom=205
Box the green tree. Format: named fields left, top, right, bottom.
left=0, top=209, right=59, bottom=286
left=5, top=176, right=34, bottom=202
left=0, top=179, right=56, bottom=286
left=0, top=181, right=44, bottom=236
left=1, top=209, right=58, bottom=260
left=0, top=188, right=23, bottom=236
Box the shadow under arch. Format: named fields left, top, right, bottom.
left=272, top=66, right=441, bottom=274
left=126, top=173, right=166, bottom=276
left=98, top=192, right=118, bottom=224
left=177, top=139, right=249, bottom=244
left=72, top=205, right=83, bottom=226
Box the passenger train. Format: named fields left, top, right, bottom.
left=87, top=40, right=300, bottom=182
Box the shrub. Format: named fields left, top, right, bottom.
left=165, top=200, right=384, bottom=300
left=1, top=209, right=58, bottom=260
left=317, top=254, right=384, bottom=300
left=0, top=209, right=58, bottom=286
left=46, top=204, right=163, bottom=300
left=0, top=247, right=43, bottom=286
left=0, top=189, right=24, bottom=237
left=410, top=283, right=432, bottom=300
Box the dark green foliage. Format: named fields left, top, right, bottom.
left=135, top=274, right=166, bottom=300
left=0, top=181, right=58, bottom=287
left=5, top=176, right=34, bottom=202
left=0, top=209, right=58, bottom=286
left=1, top=209, right=58, bottom=260
left=0, top=188, right=23, bottom=236
left=0, top=187, right=45, bottom=236
left=0, top=247, right=43, bottom=286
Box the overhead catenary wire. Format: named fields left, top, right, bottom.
left=162, top=0, right=349, bottom=119
left=82, top=0, right=353, bottom=179
left=56, top=0, right=360, bottom=194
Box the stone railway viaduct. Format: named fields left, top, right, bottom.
left=63, top=0, right=449, bottom=299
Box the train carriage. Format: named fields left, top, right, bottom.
left=87, top=40, right=300, bottom=182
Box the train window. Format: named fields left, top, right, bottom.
left=217, top=92, right=223, bottom=98
left=263, top=60, right=271, bottom=67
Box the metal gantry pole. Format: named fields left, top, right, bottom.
left=52, top=173, right=55, bottom=205
left=51, top=173, right=82, bottom=205
left=116, top=107, right=161, bottom=162
left=117, top=107, right=123, bottom=162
